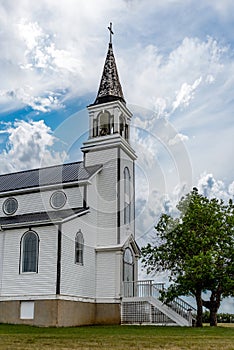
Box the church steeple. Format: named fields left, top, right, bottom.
left=93, top=22, right=125, bottom=106
left=85, top=23, right=133, bottom=143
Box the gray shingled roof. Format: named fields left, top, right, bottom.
left=0, top=207, right=87, bottom=227
left=0, top=162, right=102, bottom=193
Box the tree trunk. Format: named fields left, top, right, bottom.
left=209, top=290, right=221, bottom=327
left=210, top=306, right=218, bottom=327
left=195, top=290, right=203, bottom=327
left=202, top=290, right=221, bottom=327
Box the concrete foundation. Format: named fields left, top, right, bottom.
left=0, top=300, right=121, bottom=327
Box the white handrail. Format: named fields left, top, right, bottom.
left=123, top=280, right=196, bottom=321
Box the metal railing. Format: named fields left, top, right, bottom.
left=123, top=280, right=196, bottom=322
left=123, top=280, right=164, bottom=298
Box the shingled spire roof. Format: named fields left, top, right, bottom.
left=93, top=23, right=125, bottom=105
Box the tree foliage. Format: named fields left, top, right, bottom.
left=141, top=188, right=234, bottom=327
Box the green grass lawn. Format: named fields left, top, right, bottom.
left=0, top=324, right=233, bottom=350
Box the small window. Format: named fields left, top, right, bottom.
left=3, top=197, right=18, bottom=215
left=75, top=230, right=84, bottom=265
left=124, top=167, right=131, bottom=225
left=50, top=191, right=67, bottom=209
left=21, top=231, right=39, bottom=273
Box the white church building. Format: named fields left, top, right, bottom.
left=0, top=27, right=140, bottom=327
left=0, top=26, right=195, bottom=327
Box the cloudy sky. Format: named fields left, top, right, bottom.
left=0, top=0, right=233, bottom=310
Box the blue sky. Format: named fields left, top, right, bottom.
left=0, top=0, right=233, bottom=310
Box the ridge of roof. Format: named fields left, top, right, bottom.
left=0, top=160, right=83, bottom=177
left=0, top=161, right=102, bottom=193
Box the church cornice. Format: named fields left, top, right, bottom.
left=82, top=134, right=137, bottom=161
left=88, top=99, right=132, bottom=119
left=0, top=207, right=89, bottom=230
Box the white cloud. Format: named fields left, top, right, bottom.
left=0, top=87, right=63, bottom=112
left=18, top=19, right=44, bottom=52
left=0, top=0, right=232, bottom=123
left=124, top=36, right=228, bottom=114
left=0, top=120, right=67, bottom=174
left=0, top=0, right=126, bottom=113
left=136, top=171, right=234, bottom=246
left=197, top=172, right=233, bottom=201
left=172, top=77, right=202, bottom=112
left=131, top=127, right=159, bottom=169
left=135, top=174, right=231, bottom=252
left=18, top=19, right=82, bottom=73
left=168, top=133, right=189, bottom=146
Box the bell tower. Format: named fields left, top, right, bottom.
left=87, top=22, right=132, bottom=144
left=82, top=23, right=136, bottom=247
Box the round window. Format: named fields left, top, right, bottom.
left=50, top=191, right=67, bottom=209
left=3, top=197, right=18, bottom=215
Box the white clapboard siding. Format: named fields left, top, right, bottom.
left=60, top=217, right=96, bottom=298
left=96, top=251, right=119, bottom=300
left=96, top=156, right=118, bottom=246
left=85, top=147, right=117, bottom=167
left=85, top=178, right=98, bottom=246
left=0, top=226, right=58, bottom=296
left=0, top=232, right=5, bottom=294
left=0, top=186, right=84, bottom=217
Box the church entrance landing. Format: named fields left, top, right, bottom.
left=121, top=280, right=196, bottom=326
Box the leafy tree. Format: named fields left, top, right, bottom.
left=141, top=188, right=234, bottom=327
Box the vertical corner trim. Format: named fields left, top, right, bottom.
left=117, top=147, right=121, bottom=244
left=133, top=160, right=136, bottom=237
left=83, top=185, right=87, bottom=209
left=56, top=224, right=62, bottom=295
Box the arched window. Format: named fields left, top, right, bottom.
left=124, top=167, right=131, bottom=225
left=21, top=231, right=39, bottom=273
left=75, top=230, right=84, bottom=265
left=125, top=124, right=129, bottom=141
left=99, top=111, right=110, bottom=136
left=123, top=248, right=134, bottom=297
left=120, top=116, right=125, bottom=137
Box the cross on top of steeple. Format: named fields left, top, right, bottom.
left=108, top=22, right=114, bottom=45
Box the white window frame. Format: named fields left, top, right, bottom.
left=3, top=197, right=18, bottom=215
left=50, top=191, right=67, bottom=209
left=21, top=230, right=39, bottom=274
left=75, top=230, right=84, bottom=265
